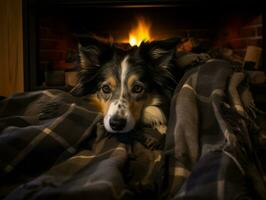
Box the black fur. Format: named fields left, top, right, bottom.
left=129, top=40, right=178, bottom=101
left=71, top=37, right=180, bottom=100
left=71, top=37, right=181, bottom=132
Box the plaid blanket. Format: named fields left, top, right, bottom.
left=0, top=59, right=265, bottom=200
left=164, top=59, right=266, bottom=199
left=0, top=90, right=165, bottom=200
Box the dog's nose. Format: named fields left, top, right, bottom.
left=109, top=115, right=127, bottom=131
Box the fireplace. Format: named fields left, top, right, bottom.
left=23, top=0, right=265, bottom=91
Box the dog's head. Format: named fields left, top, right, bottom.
left=72, top=37, right=179, bottom=133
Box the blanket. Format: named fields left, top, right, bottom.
left=164, top=59, right=266, bottom=199
left=0, top=59, right=265, bottom=200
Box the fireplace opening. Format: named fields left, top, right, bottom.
left=23, top=1, right=265, bottom=92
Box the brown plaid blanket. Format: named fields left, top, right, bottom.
left=0, top=59, right=265, bottom=200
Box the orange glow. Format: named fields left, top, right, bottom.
left=128, top=18, right=152, bottom=46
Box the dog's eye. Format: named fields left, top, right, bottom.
left=101, top=84, right=112, bottom=94
left=132, top=84, right=144, bottom=94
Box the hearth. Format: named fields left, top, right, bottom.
left=23, top=0, right=265, bottom=91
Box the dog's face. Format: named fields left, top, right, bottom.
left=72, top=37, right=179, bottom=133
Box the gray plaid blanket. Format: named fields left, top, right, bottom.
left=0, top=59, right=265, bottom=200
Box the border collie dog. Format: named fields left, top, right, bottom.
left=71, top=37, right=179, bottom=134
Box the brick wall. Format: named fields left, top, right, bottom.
left=214, top=14, right=263, bottom=58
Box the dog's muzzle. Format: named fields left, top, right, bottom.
left=103, top=100, right=135, bottom=133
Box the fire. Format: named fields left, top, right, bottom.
left=128, top=18, right=152, bottom=46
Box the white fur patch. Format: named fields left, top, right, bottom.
left=103, top=101, right=135, bottom=133
left=143, top=104, right=167, bottom=134
left=120, top=56, right=129, bottom=98
left=103, top=56, right=135, bottom=133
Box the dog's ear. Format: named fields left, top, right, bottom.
left=138, top=37, right=182, bottom=98
left=139, top=37, right=181, bottom=69
left=71, top=37, right=113, bottom=96
left=78, top=36, right=113, bottom=68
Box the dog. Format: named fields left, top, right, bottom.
left=71, top=37, right=180, bottom=134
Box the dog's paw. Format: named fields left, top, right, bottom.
left=155, top=124, right=167, bottom=134
left=143, top=105, right=167, bottom=134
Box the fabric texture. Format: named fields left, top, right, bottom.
left=165, top=59, right=266, bottom=200
left=0, top=58, right=265, bottom=200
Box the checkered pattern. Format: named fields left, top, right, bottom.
left=165, top=59, right=266, bottom=199
left=0, top=90, right=165, bottom=200
left=0, top=90, right=100, bottom=184
left=0, top=58, right=265, bottom=200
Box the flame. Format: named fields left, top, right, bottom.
left=129, top=18, right=152, bottom=46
